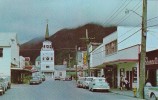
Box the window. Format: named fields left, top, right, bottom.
left=105, top=40, right=117, bottom=55
left=43, top=57, right=44, bottom=60
left=51, top=57, right=53, bottom=60
left=46, top=66, right=49, bottom=68
left=0, top=48, right=3, bottom=57
left=59, top=72, right=62, bottom=76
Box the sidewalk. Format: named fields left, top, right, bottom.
left=110, top=88, right=136, bottom=98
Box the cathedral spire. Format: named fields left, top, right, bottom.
left=45, top=19, right=49, bottom=40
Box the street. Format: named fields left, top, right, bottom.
left=0, top=79, right=138, bottom=100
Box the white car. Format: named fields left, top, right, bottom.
left=144, top=82, right=158, bottom=100
left=89, top=77, right=110, bottom=92
left=76, top=77, right=86, bottom=88
left=82, top=77, right=95, bottom=89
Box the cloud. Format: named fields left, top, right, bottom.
left=0, top=0, right=158, bottom=44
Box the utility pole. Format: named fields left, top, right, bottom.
left=68, top=53, right=72, bottom=76
left=75, top=45, right=78, bottom=82
left=139, top=0, right=147, bottom=99
left=80, top=29, right=95, bottom=76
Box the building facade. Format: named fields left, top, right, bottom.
left=89, top=27, right=141, bottom=89
left=0, top=33, right=20, bottom=76
left=40, top=23, right=55, bottom=78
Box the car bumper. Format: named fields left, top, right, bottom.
left=93, top=87, right=110, bottom=90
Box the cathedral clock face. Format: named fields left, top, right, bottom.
left=46, top=45, right=49, bottom=48
left=46, top=57, right=49, bottom=60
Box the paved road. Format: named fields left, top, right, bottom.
left=0, top=79, right=138, bottom=100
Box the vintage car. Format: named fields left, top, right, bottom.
left=144, top=82, right=158, bottom=100
left=54, top=76, right=61, bottom=80
left=82, top=77, right=95, bottom=89
left=76, top=77, right=86, bottom=88
left=89, top=77, right=110, bottom=92
left=29, top=77, right=41, bottom=85
left=0, top=78, right=5, bottom=95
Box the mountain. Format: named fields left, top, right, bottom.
left=20, top=23, right=117, bottom=65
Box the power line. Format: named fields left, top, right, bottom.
left=115, top=1, right=142, bottom=25
left=104, top=0, right=129, bottom=25
left=105, top=0, right=132, bottom=25
left=91, top=28, right=141, bottom=56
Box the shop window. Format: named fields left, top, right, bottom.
left=132, top=67, right=137, bottom=83
left=120, top=68, right=125, bottom=76
left=46, top=66, right=50, bottom=68
left=0, top=48, right=3, bottom=57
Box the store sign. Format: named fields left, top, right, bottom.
left=145, top=57, right=158, bottom=65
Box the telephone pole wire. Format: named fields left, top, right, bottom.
left=139, top=0, right=147, bottom=99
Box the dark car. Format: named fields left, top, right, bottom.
left=29, top=77, right=41, bottom=85
left=63, top=76, right=72, bottom=81
left=54, top=76, right=61, bottom=80
left=41, top=75, right=45, bottom=81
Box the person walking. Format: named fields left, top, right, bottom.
left=124, top=78, right=130, bottom=90
left=120, top=75, right=125, bottom=90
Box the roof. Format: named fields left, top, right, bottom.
left=54, top=65, right=66, bottom=71
left=35, top=56, right=41, bottom=61
left=0, top=33, right=19, bottom=46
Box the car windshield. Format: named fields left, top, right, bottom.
left=86, top=78, right=93, bottom=81
left=95, top=79, right=105, bottom=82
left=32, top=77, right=39, bottom=80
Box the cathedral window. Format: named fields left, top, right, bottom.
left=46, top=57, right=49, bottom=60
left=46, top=66, right=50, bottom=68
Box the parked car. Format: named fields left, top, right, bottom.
left=35, top=75, right=43, bottom=83
left=41, top=75, right=45, bottom=81
left=89, top=77, right=110, bottom=92
left=29, top=77, right=41, bottom=85
left=1, top=76, right=11, bottom=89
left=144, top=82, right=158, bottom=100
left=54, top=76, right=61, bottom=80
left=76, top=77, right=86, bottom=88
left=0, top=78, right=5, bottom=95
left=63, top=76, right=72, bottom=81
left=82, top=77, right=95, bottom=89
left=0, top=77, right=8, bottom=92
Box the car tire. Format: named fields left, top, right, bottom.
left=151, top=93, right=157, bottom=100
left=92, top=89, right=95, bottom=92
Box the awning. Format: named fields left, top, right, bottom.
left=104, top=59, right=138, bottom=65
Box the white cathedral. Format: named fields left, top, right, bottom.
left=40, top=23, right=55, bottom=78
left=35, top=22, right=66, bottom=79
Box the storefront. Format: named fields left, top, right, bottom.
left=145, top=49, right=158, bottom=86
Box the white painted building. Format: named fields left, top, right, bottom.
left=54, top=65, right=66, bottom=79
left=40, top=23, right=55, bottom=78
left=19, top=56, right=25, bottom=69
left=0, top=33, right=20, bottom=76
left=90, top=26, right=141, bottom=89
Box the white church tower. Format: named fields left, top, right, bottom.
left=40, top=22, right=54, bottom=78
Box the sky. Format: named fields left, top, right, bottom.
left=0, top=0, right=158, bottom=50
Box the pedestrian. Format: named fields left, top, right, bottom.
left=120, top=75, right=124, bottom=90
left=124, top=78, right=130, bottom=90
